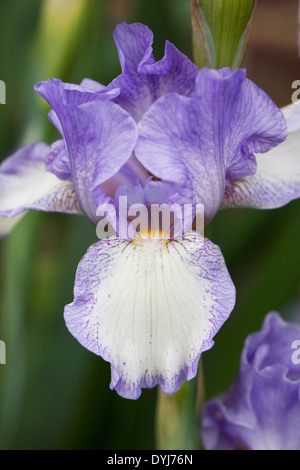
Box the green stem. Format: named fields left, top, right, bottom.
left=155, top=360, right=204, bottom=450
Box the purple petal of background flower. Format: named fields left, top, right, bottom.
left=201, top=312, right=300, bottom=450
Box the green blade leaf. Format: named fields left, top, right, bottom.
left=191, top=0, right=256, bottom=69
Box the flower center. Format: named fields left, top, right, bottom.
left=131, top=229, right=171, bottom=247
left=129, top=229, right=171, bottom=272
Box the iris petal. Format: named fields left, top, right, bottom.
left=35, top=79, right=138, bottom=224
left=202, top=313, right=300, bottom=450
left=136, top=68, right=287, bottom=223
left=110, top=22, right=198, bottom=122
left=222, top=103, right=300, bottom=209
left=0, top=141, right=81, bottom=235
left=64, top=230, right=235, bottom=399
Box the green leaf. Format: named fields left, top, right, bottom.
left=191, top=0, right=256, bottom=69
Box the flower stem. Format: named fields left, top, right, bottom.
left=155, top=360, right=204, bottom=450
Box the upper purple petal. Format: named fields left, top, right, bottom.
left=136, top=67, right=287, bottom=224
left=100, top=155, right=150, bottom=201
left=35, top=79, right=138, bottom=225
left=35, top=77, right=119, bottom=107
left=45, top=139, right=72, bottom=181
left=109, top=22, right=199, bottom=122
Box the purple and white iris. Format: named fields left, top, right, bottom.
left=201, top=312, right=300, bottom=450
left=0, top=22, right=300, bottom=399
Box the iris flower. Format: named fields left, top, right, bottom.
left=0, top=22, right=299, bottom=399
left=201, top=312, right=300, bottom=450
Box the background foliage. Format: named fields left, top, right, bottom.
left=0, top=0, right=299, bottom=449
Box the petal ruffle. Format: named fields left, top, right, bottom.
left=45, top=139, right=72, bottom=181
left=110, top=22, right=199, bottom=122
left=64, top=230, right=235, bottom=399
left=35, top=77, right=119, bottom=107
left=136, top=68, right=287, bottom=223
left=35, top=79, right=138, bottom=224
left=0, top=141, right=81, bottom=234
left=222, top=103, right=300, bottom=209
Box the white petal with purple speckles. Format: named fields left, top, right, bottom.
left=64, top=230, right=235, bottom=399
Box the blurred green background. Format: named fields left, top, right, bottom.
left=0, top=0, right=299, bottom=450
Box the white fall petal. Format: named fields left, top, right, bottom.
left=64, top=230, right=235, bottom=399
left=0, top=141, right=82, bottom=236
